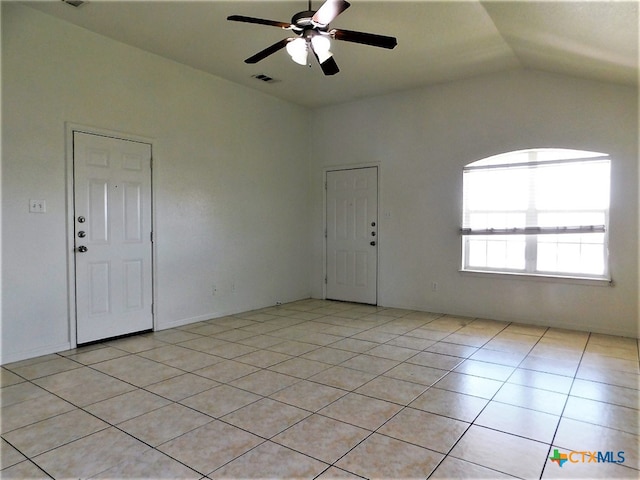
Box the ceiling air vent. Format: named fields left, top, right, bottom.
left=252, top=74, right=280, bottom=84
left=62, top=0, right=86, bottom=7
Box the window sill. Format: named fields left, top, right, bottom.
left=459, top=269, right=613, bottom=287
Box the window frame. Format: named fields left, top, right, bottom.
left=460, top=149, right=612, bottom=283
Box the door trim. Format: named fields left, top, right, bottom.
left=65, top=123, right=156, bottom=349
left=323, top=163, right=380, bottom=304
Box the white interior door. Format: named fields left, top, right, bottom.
left=74, top=132, right=153, bottom=344
left=326, top=167, right=378, bottom=304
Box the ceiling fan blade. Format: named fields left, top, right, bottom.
left=244, top=38, right=290, bottom=64
left=312, top=0, right=351, bottom=26
left=311, top=47, right=339, bottom=75
left=331, top=28, right=397, bottom=49
left=227, top=15, right=291, bottom=29
left=319, top=56, right=340, bottom=76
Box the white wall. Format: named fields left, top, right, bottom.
left=2, top=5, right=638, bottom=365
left=310, top=70, right=639, bottom=337
left=1, top=4, right=311, bottom=363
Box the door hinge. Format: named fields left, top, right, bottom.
left=324, top=275, right=327, bottom=284
left=150, top=231, right=154, bottom=242
left=151, top=303, right=154, bottom=315
left=324, top=228, right=327, bottom=238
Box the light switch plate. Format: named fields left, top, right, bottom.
left=29, top=199, right=46, bottom=213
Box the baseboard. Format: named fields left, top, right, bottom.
left=1, top=341, right=72, bottom=366
left=379, top=301, right=639, bottom=339
left=155, top=296, right=313, bottom=331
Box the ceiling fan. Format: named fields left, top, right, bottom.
left=227, top=0, right=397, bottom=75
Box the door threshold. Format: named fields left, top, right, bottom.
left=77, top=329, right=153, bottom=348
left=325, top=298, right=378, bottom=306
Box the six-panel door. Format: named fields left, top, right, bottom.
left=74, top=132, right=153, bottom=344
left=326, top=167, right=378, bottom=304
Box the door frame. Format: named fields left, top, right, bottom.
left=65, top=123, right=156, bottom=348
left=323, top=163, right=380, bottom=304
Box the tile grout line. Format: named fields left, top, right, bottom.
left=310, top=314, right=515, bottom=478
left=200, top=305, right=442, bottom=477
left=3, top=300, right=638, bottom=478
left=1, top=307, right=524, bottom=478
left=539, top=330, right=591, bottom=479
left=428, top=322, right=556, bottom=479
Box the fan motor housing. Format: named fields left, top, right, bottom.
left=292, top=10, right=319, bottom=29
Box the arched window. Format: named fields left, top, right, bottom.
left=461, top=148, right=611, bottom=280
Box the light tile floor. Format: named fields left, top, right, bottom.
left=1, top=299, right=638, bottom=479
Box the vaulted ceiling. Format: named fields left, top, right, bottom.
left=25, top=1, right=639, bottom=108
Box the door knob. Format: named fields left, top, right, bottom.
left=371, top=232, right=376, bottom=236
left=77, top=216, right=86, bottom=223
left=77, top=246, right=88, bottom=253
left=77, top=231, right=86, bottom=238
left=370, top=241, right=376, bottom=246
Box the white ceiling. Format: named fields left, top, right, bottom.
left=25, top=0, right=639, bottom=108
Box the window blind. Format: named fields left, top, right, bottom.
left=461, top=157, right=610, bottom=235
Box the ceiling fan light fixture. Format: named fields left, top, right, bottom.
left=286, top=37, right=308, bottom=65
left=311, top=34, right=333, bottom=63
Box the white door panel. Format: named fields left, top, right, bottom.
left=326, top=167, right=378, bottom=304
left=74, top=132, right=153, bottom=344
